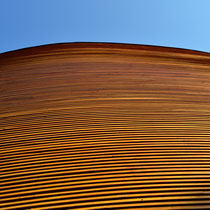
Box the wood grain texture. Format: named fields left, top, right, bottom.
left=1, top=43, right=210, bottom=209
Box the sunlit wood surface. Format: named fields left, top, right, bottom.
left=1, top=43, right=210, bottom=209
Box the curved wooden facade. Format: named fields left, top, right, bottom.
left=1, top=43, right=210, bottom=209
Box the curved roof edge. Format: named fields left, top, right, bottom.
left=1, top=42, right=210, bottom=57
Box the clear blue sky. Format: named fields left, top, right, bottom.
left=1, top=0, right=210, bottom=53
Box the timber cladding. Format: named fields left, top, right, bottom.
left=1, top=43, right=210, bottom=209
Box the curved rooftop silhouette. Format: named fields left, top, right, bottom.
left=1, top=43, right=210, bottom=209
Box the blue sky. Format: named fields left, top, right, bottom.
left=1, top=0, right=210, bottom=53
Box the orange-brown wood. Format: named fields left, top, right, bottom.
left=1, top=43, right=210, bottom=209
